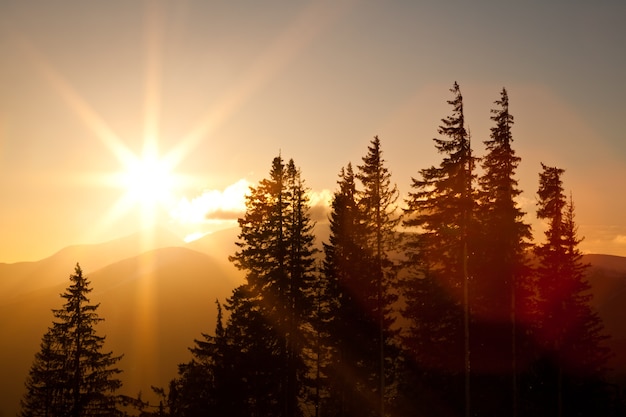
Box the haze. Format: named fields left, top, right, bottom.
left=1, top=0, right=625, bottom=263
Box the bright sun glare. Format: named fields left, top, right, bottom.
left=23, top=0, right=337, bottom=244
left=122, top=152, right=175, bottom=208
left=93, top=147, right=185, bottom=235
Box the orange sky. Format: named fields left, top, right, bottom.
left=1, top=0, right=625, bottom=263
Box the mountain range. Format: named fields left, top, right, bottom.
left=1, top=228, right=625, bottom=416
left=0, top=227, right=244, bottom=416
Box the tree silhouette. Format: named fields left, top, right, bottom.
left=472, top=87, right=533, bottom=416
left=527, top=165, right=612, bottom=416
left=20, top=263, right=122, bottom=417
left=227, top=155, right=318, bottom=417
left=355, top=136, right=400, bottom=417
left=168, top=300, right=228, bottom=417
left=320, top=163, right=381, bottom=416
left=135, top=84, right=622, bottom=417
left=402, top=82, right=476, bottom=416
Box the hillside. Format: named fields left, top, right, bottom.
left=0, top=227, right=182, bottom=304
left=0, top=236, right=244, bottom=417
left=584, top=254, right=626, bottom=374
left=0, top=240, right=625, bottom=416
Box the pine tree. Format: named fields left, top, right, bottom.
left=402, top=82, right=475, bottom=415
left=320, top=163, right=379, bottom=416
left=20, top=263, right=122, bottom=417
left=473, top=88, right=532, bottom=415
left=529, top=165, right=612, bottom=416
left=476, top=87, right=531, bottom=318
left=20, top=331, right=67, bottom=417
left=284, top=159, right=318, bottom=415
left=227, top=285, right=282, bottom=417
left=228, top=155, right=318, bottom=417
left=168, top=300, right=233, bottom=417
left=355, top=136, right=400, bottom=417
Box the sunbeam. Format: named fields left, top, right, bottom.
left=17, top=37, right=134, bottom=166
left=142, top=0, right=163, bottom=160
left=168, top=0, right=355, bottom=169
left=16, top=27, right=198, bottom=242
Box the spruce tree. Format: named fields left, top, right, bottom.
left=20, top=263, right=122, bottom=417
left=20, top=331, right=67, bottom=417
left=529, top=165, right=612, bottom=416
left=402, top=82, right=475, bottom=415
left=228, top=155, right=318, bottom=417
left=476, top=87, right=531, bottom=319
left=320, top=163, right=379, bottom=416
left=355, top=136, right=400, bottom=417
left=168, top=299, right=237, bottom=417
left=473, top=88, right=532, bottom=415
left=284, top=159, right=318, bottom=414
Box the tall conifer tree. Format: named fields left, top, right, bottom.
left=473, top=88, right=532, bottom=416
left=169, top=300, right=228, bottom=417
left=20, top=331, right=66, bottom=417
left=321, top=163, right=379, bottom=416
left=356, top=136, right=399, bottom=417
left=402, top=82, right=475, bottom=415
left=228, top=155, right=317, bottom=417
left=20, top=264, right=122, bottom=417
left=530, top=165, right=611, bottom=416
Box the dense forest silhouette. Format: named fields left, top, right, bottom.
left=18, top=83, right=625, bottom=416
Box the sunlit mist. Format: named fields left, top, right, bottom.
left=169, top=179, right=250, bottom=242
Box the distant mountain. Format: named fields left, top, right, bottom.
left=1, top=238, right=624, bottom=416
left=584, top=254, right=626, bottom=375
left=0, top=226, right=182, bottom=304
left=184, top=226, right=240, bottom=260
left=0, top=234, right=244, bottom=417
left=91, top=245, right=244, bottom=405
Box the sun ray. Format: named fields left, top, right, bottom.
left=17, top=37, right=135, bottom=166
left=17, top=22, right=195, bottom=239
left=142, top=0, right=164, bottom=160
left=126, top=3, right=169, bottom=394
left=13, top=1, right=357, bottom=248
left=167, top=0, right=356, bottom=169
left=91, top=192, right=138, bottom=237
left=7, top=7, right=359, bottom=402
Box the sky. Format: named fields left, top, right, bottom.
left=0, top=0, right=625, bottom=263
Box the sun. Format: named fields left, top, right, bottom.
left=87, top=144, right=193, bottom=237
left=122, top=151, right=176, bottom=208
left=104, top=144, right=196, bottom=234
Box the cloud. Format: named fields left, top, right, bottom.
left=170, top=179, right=250, bottom=225
left=171, top=182, right=333, bottom=228
left=307, top=189, right=332, bottom=221
left=515, top=195, right=535, bottom=212
left=183, top=231, right=209, bottom=243
left=613, top=235, right=626, bottom=245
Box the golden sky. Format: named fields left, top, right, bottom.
left=0, top=0, right=625, bottom=262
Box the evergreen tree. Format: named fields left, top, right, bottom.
left=401, top=82, right=475, bottom=415
left=476, top=87, right=532, bottom=318
left=226, top=284, right=282, bottom=416
left=228, top=155, right=318, bottom=417
left=320, top=163, right=379, bottom=416
left=20, top=263, right=122, bottom=417
left=473, top=88, right=532, bottom=415
left=20, top=331, right=67, bottom=417
left=529, top=165, right=612, bottom=416
left=355, top=136, right=400, bottom=417
left=168, top=300, right=228, bottom=417
left=283, top=159, right=319, bottom=415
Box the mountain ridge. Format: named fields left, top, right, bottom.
left=1, top=234, right=625, bottom=416
left=0, top=231, right=244, bottom=416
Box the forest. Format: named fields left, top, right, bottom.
left=18, top=83, right=624, bottom=417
